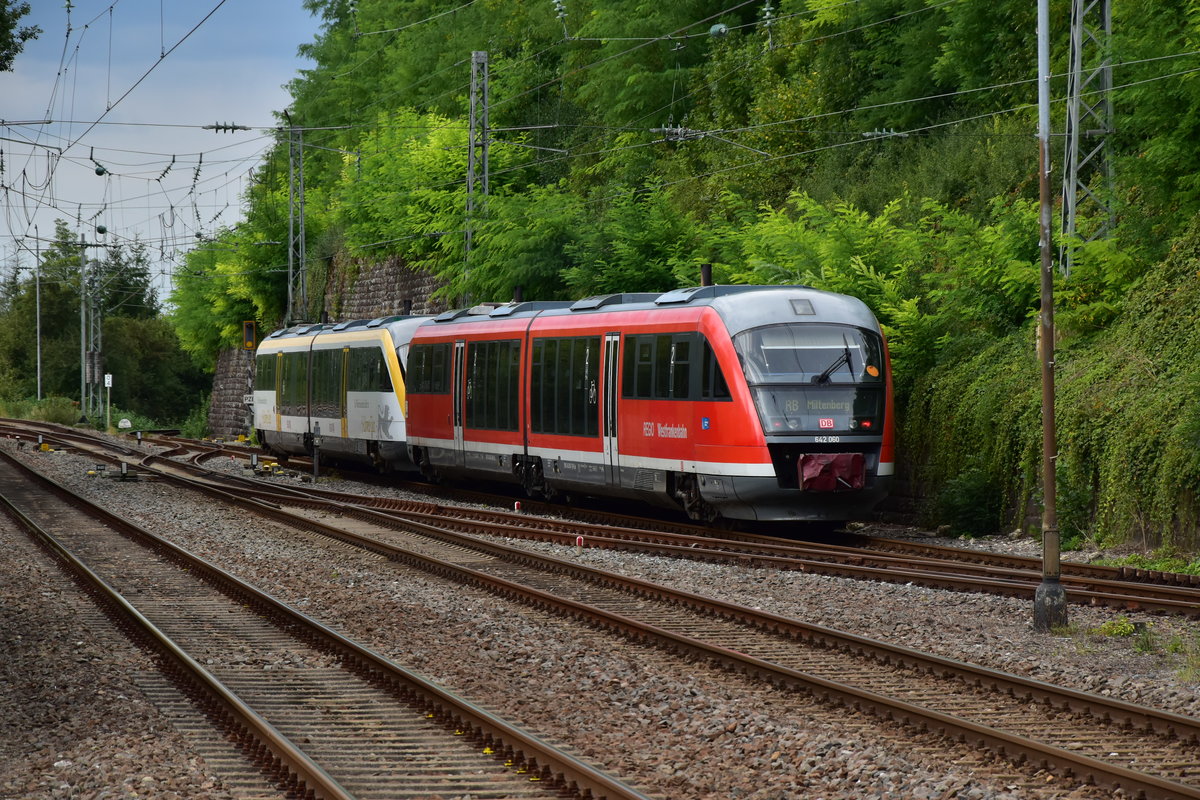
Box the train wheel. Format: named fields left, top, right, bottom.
left=367, top=441, right=387, bottom=473
left=673, top=473, right=718, bottom=523
left=522, top=458, right=546, bottom=498
left=414, top=448, right=439, bottom=483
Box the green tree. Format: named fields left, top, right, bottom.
left=0, top=222, right=85, bottom=400
left=1109, top=1, right=1200, bottom=259
left=169, top=239, right=260, bottom=366
left=0, top=221, right=206, bottom=422
left=0, top=0, right=38, bottom=72
left=101, top=316, right=208, bottom=422
left=562, top=183, right=704, bottom=296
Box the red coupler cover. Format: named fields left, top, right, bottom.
left=799, top=452, right=865, bottom=492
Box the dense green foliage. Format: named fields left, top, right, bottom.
left=165, top=0, right=1200, bottom=548
left=0, top=221, right=210, bottom=426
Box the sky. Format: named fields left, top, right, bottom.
left=0, top=0, right=323, bottom=297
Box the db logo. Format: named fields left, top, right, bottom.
left=819, top=418, right=835, bottom=429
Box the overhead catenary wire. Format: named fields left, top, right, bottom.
left=2, top=0, right=249, bottom=286
left=62, top=0, right=232, bottom=154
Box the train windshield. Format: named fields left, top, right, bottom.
left=734, top=323, right=885, bottom=434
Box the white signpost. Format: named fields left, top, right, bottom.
left=104, top=373, right=112, bottom=431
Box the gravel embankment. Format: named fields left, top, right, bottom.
left=0, top=487, right=242, bottom=800
left=3, top=442, right=1198, bottom=799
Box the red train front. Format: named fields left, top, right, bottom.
left=405, top=285, right=894, bottom=523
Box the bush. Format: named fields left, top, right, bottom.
left=29, top=397, right=83, bottom=425
left=89, top=407, right=162, bottom=434
left=0, top=398, right=33, bottom=419
left=179, top=394, right=210, bottom=439
left=935, top=461, right=1004, bottom=537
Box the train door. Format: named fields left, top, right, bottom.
left=340, top=348, right=349, bottom=439
left=273, top=351, right=282, bottom=432
left=452, top=340, right=466, bottom=468
left=602, top=332, right=620, bottom=486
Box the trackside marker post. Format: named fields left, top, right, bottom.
left=576, top=535, right=584, bottom=556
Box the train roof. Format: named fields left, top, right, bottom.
left=259, top=286, right=881, bottom=348
left=424, top=285, right=881, bottom=335
left=263, top=315, right=428, bottom=342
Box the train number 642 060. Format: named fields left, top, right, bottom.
left=814, top=435, right=842, bottom=443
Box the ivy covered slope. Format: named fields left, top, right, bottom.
left=906, top=221, right=1200, bottom=550
left=1057, top=225, right=1200, bottom=548
left=166, top=0, right=1200, bottom=547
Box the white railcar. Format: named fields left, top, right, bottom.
left=252, top=316, right=427, bottom=469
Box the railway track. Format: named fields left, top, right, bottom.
left=16, top=438, right=1198, bottom=798
left=0, top=448, right=653, bottom=800
left=152, top=456, right=1200, bottom=619
left=8, top=420, right=1198, bottom=618
left=251, top=508, right=1200, bottom=797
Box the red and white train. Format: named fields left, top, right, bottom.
left=403, top=285, right=894, bottom=522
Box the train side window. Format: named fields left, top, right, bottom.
left=530, top=340, right=548, bottom=434
left=376, top=348, right=393, bottom=392
left=466, top=345, right=481, bottom=425
left=532, top=336, right=600, bottom=436
left=670, top=338, right=691, bottom=399
left=624, top=333, right=705, bottom=400
left=630, top=338, right=653, bottom=399
left=466, top=340, right=520, bottom=431
left=431, top=344, right=447, bottom=391
left=555, top=338, right=573, bottom=432
left=621, top=336, right=638, bottom=399
left=581, top=337, right=600, bottom=436
left=376, top=348, right=388, bottom=392
left=348, top=346, right=392, bottom=394
left=500, top=340, right=520, bottom=430
left=700, top=338, right=731, bottom=400
left=652, top=336, right=672, bottom=399
left=254, top=354, right=276, bottom=391
left=279, top=351, right=309, bottom=416
left=623, top=333, right=699, bottom=400
left=408, top=343, right=450, bottom=394
left=532, top=339, right=558, bottom=434
left=311, top=349, right=342, bottom=417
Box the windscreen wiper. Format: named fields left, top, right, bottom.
left=811, top=345, right=852, bottom=384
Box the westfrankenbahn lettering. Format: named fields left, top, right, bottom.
left=657, top=423, right=688, bottom=439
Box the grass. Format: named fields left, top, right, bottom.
left=1071, top=614, right=1200, bottom=683
left=1093, top=550, right=1200, bottom=576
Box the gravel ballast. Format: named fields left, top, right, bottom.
left=3, top=441, right=1198, bottom=799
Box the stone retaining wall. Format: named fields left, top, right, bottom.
left=207, top=347, right=254, bottom=439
